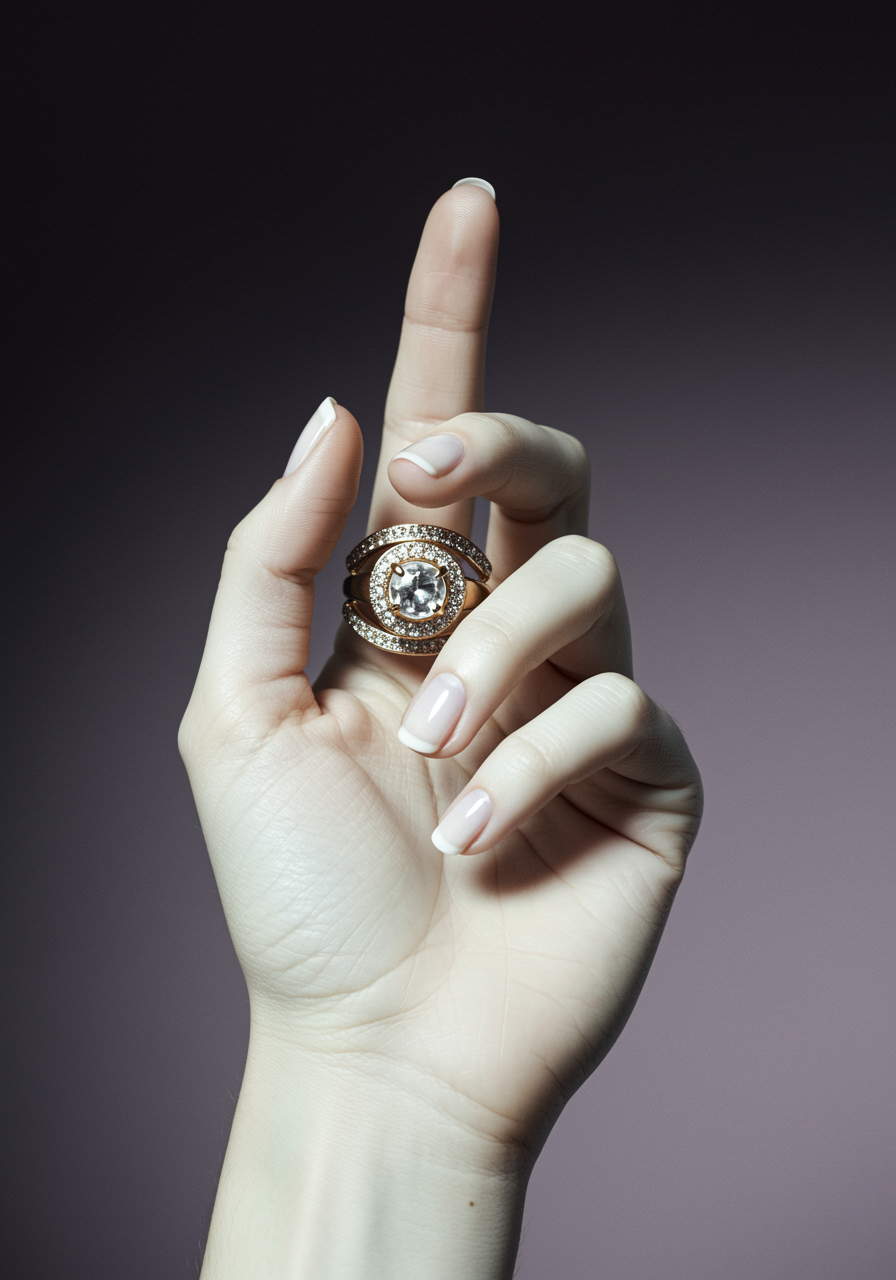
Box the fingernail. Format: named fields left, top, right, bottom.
left=432, top=789, right=492, bottom=856
left=398, top=673, right=466, bottom=754
left=452, top=177, right=496, bottom=201
left=391, top=434, right=465, bottom=478
left=283, top=397, right=337, bottom=476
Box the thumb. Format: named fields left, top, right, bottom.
left=187, top=399, right=364, bottom=733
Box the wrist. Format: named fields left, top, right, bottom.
left=201, top=1022, right=530, bottom=1280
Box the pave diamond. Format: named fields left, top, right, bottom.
left=345, top=524, right=491, bottom=581
left=342, top=602, right=448, bottom=654
left=388, top=560, right=446, bottom=619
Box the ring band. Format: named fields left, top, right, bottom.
left=343, top=524, right=492, bottom=655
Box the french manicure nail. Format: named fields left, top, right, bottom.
left=391, top=434, right=465, bottom=478
left=432, top=789, right=492, bottom=856
left=452, top=177, right=497, bottom=201
left=283, top=397, right=337, bottom=476
left=398, top=673, right=466, bottom=754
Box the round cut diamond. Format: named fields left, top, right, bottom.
left=388, top=559, right=446, bottom=619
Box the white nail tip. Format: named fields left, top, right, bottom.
left=310, top=396, right=337, bottom=431
left=397, top=726, right=441, bottom=754
left=391, top=448, right=438, bottom=476
left=283, top=397, right=337, bottom=476
left=452, top=177, right=496, bottom=201
left=431, top=827, right=465, bottom=856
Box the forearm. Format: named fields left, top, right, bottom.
left=201, top=1025, right=529, bottom=1280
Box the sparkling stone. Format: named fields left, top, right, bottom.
left=388, top=559, right=446, bottom=619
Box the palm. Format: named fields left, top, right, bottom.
left=198, top=642, right=685, bottom=1146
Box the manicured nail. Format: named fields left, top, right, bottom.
left=452, top=177, right=496, bottom=201
left=283, top=397, right=337, bottom=476
left=391, top=434, right=465, bottom=478
left=398, top=673, right=465, bottom=754
left=432, top=789, right=492, bottom=856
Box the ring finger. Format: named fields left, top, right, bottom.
left=396, top=534, right=630, bottom=758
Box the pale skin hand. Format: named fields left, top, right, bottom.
left=180, top=184, right=703, bottom=1279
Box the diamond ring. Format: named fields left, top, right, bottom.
left=343, top=524, right=492, bottom=655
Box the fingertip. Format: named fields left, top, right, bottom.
left=432, top=827, right=465, bottom=856
left=276, top=402, right=364, bottom=539
left=424, top=180, right=500, bottom=249
left=282, top=397, right=364, bottom=478
left=390, top=449, right=438, bottom=477
left=398, top=725, right=441, bottom=754
left=385, top=460, right=453, bottom=510
left=387, top=434, right=466, bottom=504
left=432, top=789, right=492, bottom=857
left=283, top=396, right=337, bottom=476
left=331, top=401, right=364, bottom=449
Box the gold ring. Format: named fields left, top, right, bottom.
left=343, top=524, right=492, bottom=655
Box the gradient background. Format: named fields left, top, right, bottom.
left=3, top=2, right=894, bottom=1275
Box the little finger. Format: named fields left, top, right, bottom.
left=430, top=673, right=697, bottom=857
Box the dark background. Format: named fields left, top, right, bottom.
left=3, top=2, right=894, bottom=1275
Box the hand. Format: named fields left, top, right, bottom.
left=180, top=182, right=702, bottom=1279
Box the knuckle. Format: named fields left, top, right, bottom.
left=564, top=431, right=590, bottom=476
left=177, top=707, right=199, bottom=766
left=481, top=413, right=527, bottom=479
left=592, top=672, right=651, bottom=735
left=552, top=430, right=591, bottom=494
left=406, top=275, right=489, bottom=334
left=482, top=412, right=522, bottom=447
left=225, top=513, right=254, bottom=558
left=503, top=732, right=556, bottom=781
left=558, top=533, right=615, bottom=572
left=453, top=412, right=523, bottom=460
left=225, top=506, right=300, bottom=582
left=549, top=535, right=619, bottom=593
left=461, top=605, right=528, bottom=657
left=453, top=415, right=591, bottom=521
left=225, top=494, right=278, bottom=564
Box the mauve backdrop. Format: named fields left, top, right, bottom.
left=3, top=3, right=893, bottom=1276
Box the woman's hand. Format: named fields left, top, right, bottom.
left=180, top=181, right=702, bottom=1280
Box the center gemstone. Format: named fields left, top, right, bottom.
left=388, top=559, right=447, bottom=619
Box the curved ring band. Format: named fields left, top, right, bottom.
left=342, top=524, right=492, bottom=655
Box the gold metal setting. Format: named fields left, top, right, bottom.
left=343, top=524, right=492, bottom=655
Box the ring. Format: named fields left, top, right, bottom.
left=343, top=524, right=492, bottom=655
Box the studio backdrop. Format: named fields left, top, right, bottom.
left=3, top=3, right=893, bottom=1276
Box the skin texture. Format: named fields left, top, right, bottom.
left=179, top=184, right=703, bottom=1279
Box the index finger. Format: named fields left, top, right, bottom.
left=367, top=180, right=499, bottom=535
